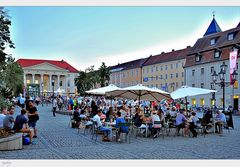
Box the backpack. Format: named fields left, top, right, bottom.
left=22, top=136, right=30, bottom=145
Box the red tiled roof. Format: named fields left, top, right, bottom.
left=143, top=47, right=191, bottom=66
left=110, top=58, right=148, bottom=71
left=16, top=59, right=79, bottom=73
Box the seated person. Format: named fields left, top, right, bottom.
left=133, top=107, right=144, bottom=127
left=93, top=109, right=112, bottom=141
left=188, top=112, right=199, bottom=137
left=215, top=110, right=226, bottom=133
left=175, top=109, right=188, bottom=136
left=73, top=106, right=81, bottom=127
left=169, top=106, right=178, bottom=117
left=150, top=110, right=161, bottom=138
left=202, top=109, right=213, bottom=133
left=3, top=106, right=15, bottom=131
left=115, top=112, right=129, bottom=141
left=13, top=109, right=34, bottom=144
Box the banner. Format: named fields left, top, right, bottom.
left=229, top=50, right=238, bottom=85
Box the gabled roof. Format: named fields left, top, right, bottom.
left=16, top=59, right=79, bottom=73
left=110, top=58, right=148, bottom=71
left=143, top=47, right=191, bottom=66
left=204, top=18, right=222, bottom=36
left=189, top=26, right=240, bottom=55
left=237, top=22, right=240, bottom=27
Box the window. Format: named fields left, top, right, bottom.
left=147, top=68, right=149, bottom=73
left=182, top=72, right=184, bottom=77
left=176, top=63, right=178, bottom=68
left=210, top=38, right=216, bottom=45
left=214, top=51, right=221, bottom=58
left=192, top=99, right=196, bottom=105
left=68, top=80, right=70, bottom=87
left=210, top=82, right=214, bottom=89
left=182, top=82, right=184, bottom=86
left=27, top=80, right=30, bottom=84
left=192, top=70, right=195, bottom=76
left=201, top=83, right=204, bottom=88
left=165, top=74, right=168, bottom=79
left=176, top=82, right=178, bottom=87
left=35, top=80, right=38, bottom=84
left=170, top=74, right=173, bottom=78
left=151, top=84, right=153, bottom=88
left=132, top=81, right=134, bottom=86
left=160, top=83, right=163, bottom=88
left=156, top=84, right=158, bottom=88
left=228, top=33, right=234, bottom=40
left=156, top=76, right=158, bottom=80
left=160, top=75, right=163, bottom=79
left=210, top=67, right=214, bottom=74
left=143, top=69, right=145, bottom=74
left=200, top=98, right=205, bottom=106
left=156, top=66, right=158, bottom=71
left=192, top=84, right=195, bottom=87
left=136, top=81, right=138, bottom=84
left=176, top=73, right=178, bottom=78
left=196, top=55, right=202, bottom=62
left=136, top=70, right=138, bottom=76
left=165, top=65, right=168, bottom=70
left=131, top=70, right=134, bottom=76
left=151, top=67, right=154, bottom=72
left=201, top=68, right=204, bottom=75
left=171, top=64, right=173, bottom=69
left=160, top=66, right=163, bottom=71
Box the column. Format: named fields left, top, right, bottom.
left=32, top=74, right=35, bottom=84
left=40, top=74, right=44, bottom=92
left=57, top=75, right=60, bottom=89
left=49, top=75, right=52, bottom=92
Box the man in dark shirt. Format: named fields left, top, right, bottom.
left=13, top=109, right=34, bottom=144
left=27, top=100, right=39, bottom=138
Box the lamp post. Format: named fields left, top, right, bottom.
left=52, top=80, right=55, bottom=101
left=211, top=62, right=238, bottom=113
left=41, top=82, right=44, bottom=107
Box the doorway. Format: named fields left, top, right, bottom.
left=233, top=98, right=238, bottom=111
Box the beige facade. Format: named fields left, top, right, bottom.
left=110, top=68, right=141, bottom=88
left=142, top=59, right=185, bottom=92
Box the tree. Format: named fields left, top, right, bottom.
left=98, top=62, right=110, bottom=87
left=0, top=8, right=22, bottom=108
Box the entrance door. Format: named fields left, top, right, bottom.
left=233, top=98, right=238, bottom=111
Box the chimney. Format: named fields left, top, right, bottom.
left=186, top=45, right=191, bottom=48
left=172, top=49, right=175, bottom=52
left=161, top=52, right=165, bottom=54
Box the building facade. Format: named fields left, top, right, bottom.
left=142, top=47, right=191, bottom=92
left=185, top=17, right=240, bottom=110
left=109, top=58, right=148, bottom=88
left=17, top=59, right=79, bottom=97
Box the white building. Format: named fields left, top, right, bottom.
left=185, top=17, right=240, bottom=111
left=17, top=59, right=79, bottom=97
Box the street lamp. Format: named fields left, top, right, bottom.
left=52, top=80, right=55, bottom=99
left=211, top=62, right=238, bottom=113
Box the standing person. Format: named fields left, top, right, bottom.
left=27, top=100, right=39, bottom=138
left=188, top=112, right=199, bottom=137
left=69, top=96, right=74, bottom=110
left=19, top=94, right=26, bottom=109
left=52, top=96, right=57, bottom=117
left=25, top=96, right=30, bottom=111
left=3, top=106, right=15, bottom=131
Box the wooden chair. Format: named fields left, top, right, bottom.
left=91, top=121, right=101, bottom=142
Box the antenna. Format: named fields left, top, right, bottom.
left=212, top=11, right=215, bottom=18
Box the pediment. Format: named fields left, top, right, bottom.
left=23, top=62, right=69, bottom=72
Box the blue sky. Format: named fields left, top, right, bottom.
left=5, top=6, right=240, bottom=71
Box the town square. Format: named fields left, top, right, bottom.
left=0, top=2, right=240, bottom=162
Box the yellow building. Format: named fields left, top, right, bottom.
left=142, top=47, right=191, bottom=92
left=110, top=58, right=148, bottom=87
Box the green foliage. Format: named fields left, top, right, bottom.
left=0, top=8, right=22, bottom=108
left=75, top=62, right=110, bottom=95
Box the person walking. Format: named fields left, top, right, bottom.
left=27, top=100, right=39, bottom=138
left=52, top=96, right=57, bottom=117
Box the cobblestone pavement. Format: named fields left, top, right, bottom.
left=1, top=105, right=240, bottom=159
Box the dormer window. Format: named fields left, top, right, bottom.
left=214, top=51, right=221, bottom=58
left=210, top=38, right=216, bottom=45
left=228, top=33, right=234, bottom=41
left=196, top=54, right=202, bottom=62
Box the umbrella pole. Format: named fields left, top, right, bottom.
left=185, top=97, right=188, bottom=112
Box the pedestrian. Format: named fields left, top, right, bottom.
left=27, top=100, right=39, bottom=138
left=52, top=96, right=57, bottom=117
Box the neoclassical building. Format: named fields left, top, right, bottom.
left=17, top=59, right=79, bottom=97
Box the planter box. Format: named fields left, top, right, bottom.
left=0, top=133, right=23, bottom=151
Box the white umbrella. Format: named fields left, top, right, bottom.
left=85, top=84, right=121, bottom=96
left=106, top=84, right=170, bottom=102
left=170, top=85, right=217, bottom=100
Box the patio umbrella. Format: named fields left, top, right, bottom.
left=170, top=85, right=217, bottom=111
left=105, top=84, right=170, bottom=103
left=85, top=84, right=121, bottom=96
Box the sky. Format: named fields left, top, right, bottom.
left=4, top=6, right=240, bottom=71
